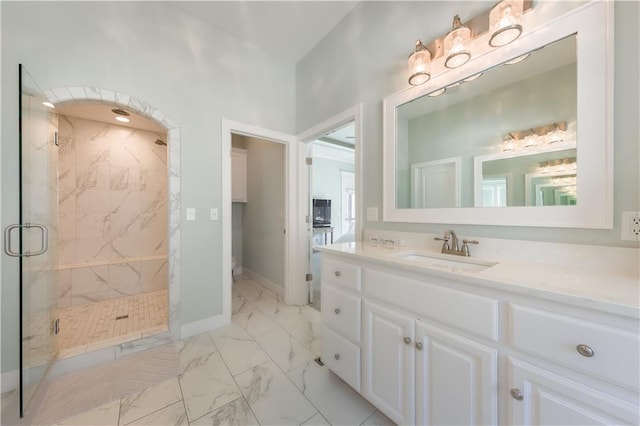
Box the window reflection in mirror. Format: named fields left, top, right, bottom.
left=395, top=34, right=577, bottom=209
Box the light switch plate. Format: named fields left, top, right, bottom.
left=186, top=208, right=195, bottom=221
left=210, top=208, right=219, bottom=221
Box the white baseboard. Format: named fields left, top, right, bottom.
left=1, top=369, right=18, bottom=393
left=242, top=268, right=284, bottom=297
left=181, top=314, right=230, bottom=339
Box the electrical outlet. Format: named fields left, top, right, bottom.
left=621, top=211, right=640, bottom=241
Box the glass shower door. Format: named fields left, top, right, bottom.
left=7, top=64, right=59, bottom=416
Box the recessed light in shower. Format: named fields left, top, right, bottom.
left=111, top=108, right=130, bottom=116
left=115, top=116, right=130, bottom=123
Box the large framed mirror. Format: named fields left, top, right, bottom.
left=383, top=1, right=613, bottom=228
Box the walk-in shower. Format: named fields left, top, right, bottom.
left=52, top=103, right=170, bottom=357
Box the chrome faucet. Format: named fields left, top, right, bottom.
left=434, top=229, right=478, bottom=257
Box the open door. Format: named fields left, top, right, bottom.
left=4, top=65, right=59, bottom=416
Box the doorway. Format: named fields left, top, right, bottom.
left=307, top=125, right=356, bottom=310
left=231, top=133, right=286, bottom=298
left=298, top=104, right=362, bottom=311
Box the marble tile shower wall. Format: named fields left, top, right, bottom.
left=56, top=115, right=168, bottom=307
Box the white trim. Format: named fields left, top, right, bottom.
left=1, top=370, right=18, bottom=394
left=242, top=268, right=285, bottom=298
left=181, top=314, right=230, bottom=339
left=297, top=104, right=363, bottom=304
left=221, top=119, right=298, bottom=309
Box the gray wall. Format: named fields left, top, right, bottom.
left=296, top=1, right=640, bottom=248
left=241, top=136, right=286, bottom=287
left=2, top=2, right=295, bottom=373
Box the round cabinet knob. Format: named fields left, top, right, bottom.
left=576, top=344, right=595, bottom=358
left=510, top=388, right=524, bottom=401
left=334, top=354, right=340, bottom=360
left=415, top=342, right=423, bottom=351
left=334, top=271, right=341, bottom=277
left=334, top=308, right=341, bottom=315
left=403, top=337, right=412, bottom=345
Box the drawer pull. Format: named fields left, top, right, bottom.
left=334, top=353, right=340, bottom=360
left=510, top=388, right=524, bottom=401
left=576, top=344, right=594, bottom=358
left=415, top=342, right=423, bottom=350
left=334, top=271, right=341, bottom=277
left=334, top=308, right=341, bottom=315
left=403, top=337, right=412, bottom=345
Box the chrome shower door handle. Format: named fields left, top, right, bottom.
left=3, top=223, right=48, bottom=257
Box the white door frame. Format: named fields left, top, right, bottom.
left=221, top=120, right=298, bottom=313
left=296, top=104, right=363, bottom=304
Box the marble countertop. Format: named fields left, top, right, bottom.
left=316, top=242, right=640, bottom=319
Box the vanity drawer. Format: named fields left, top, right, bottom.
left=322, top=284, right=361, bottom=343
left=364, top=268, right=499, bottom=342
left=509, top=304, right=640, bottom=390
left=323, top=326, right=361, bottom=392
left=322, top=258, right=361, bottom=292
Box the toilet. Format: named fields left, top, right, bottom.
left=231, top=256, right=237, bottom=281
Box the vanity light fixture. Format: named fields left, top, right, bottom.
left=489, top=0, right=524, bottom=47
left=505, top=52, right=530, bottom=65
left=42, top=101, right=55, bottom=108
left=523, top=131, right=538, bottom=147
left=546, top=125, right=565, bottom=144
left=444, top=15, right=472, bottom=69
left=427, top=87, right=447, bottom=97
left=463, top=72, right=483, bottom=82
left=502, top=135, right=517, bottom=152
left=408, top=40, right=432, bottom=86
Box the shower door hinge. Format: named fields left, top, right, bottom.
left=54, top=131, right=59, bottom=146
left=306, top=273, right=313, bottom=282
left=305, top=157, right=313, bottom=165
left=305, top=215, right=310, bottom=223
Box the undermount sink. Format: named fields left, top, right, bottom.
left=390, top=251, right=498, bottom=273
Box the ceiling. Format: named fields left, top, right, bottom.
left=167, top=1, right=359, bottom=62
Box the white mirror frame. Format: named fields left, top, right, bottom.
left=383, top=1, right=613, bottom=228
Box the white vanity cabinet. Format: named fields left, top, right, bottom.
left=362, top=300, right=415, bottom=425
left=361, top=301, right=498, bottom=426
left=508, top=358, right=638, bottom=425
left=506, top=304, right=640, bottom=425
left=321, top=258, right=362, bottom=392
left=319, top=252, right=640, bottom=425
left=231, top=147, right=247, bottom=202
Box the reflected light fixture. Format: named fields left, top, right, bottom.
left=408, top=40, right=432, bottom=86
left=463, top=72, right=483, bottom=82
left=489, top=0, right=524, bottom=47
left=505, top=52, right=530, bottom=65
left=42, top=101, right=55, bottom=108
left=502, top=135, right=517, bottom=152
left=444, top=15, right=471, bottom=69
left=427, top=87, right=446, bottom=97
left=115, top=116, right=130, bottom=123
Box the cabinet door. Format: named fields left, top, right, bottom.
left=231, top=149, right=247, bottom=202
left=415, top=321, right=497, bottom=425
left=362, top=301, right=415, bottom=425
left=508, top=358, right=639, bottom=425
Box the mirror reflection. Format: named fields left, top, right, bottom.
left=395, top=34, right=577, bottom=209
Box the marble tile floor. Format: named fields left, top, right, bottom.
left=2, top=275, right=394, bottom=426
left=54, top=290, right=169, bottom=358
